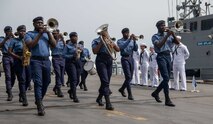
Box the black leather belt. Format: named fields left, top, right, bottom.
left=52, top=55, right=63, bottom=58
left=31, top=56, right=49, bottom=61
left=122, top=55, right=130, bottom=57
left=15, top=52, right=23, bottom=56
left=3, top=53, right=9, bottom=56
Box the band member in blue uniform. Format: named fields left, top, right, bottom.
left=92, top=30, right=120, bottom=110
left=65, top=39, right=71, bottom=87
left=151, top=20, right=179, bottom=107
left=8, top=25, right=28, bottom=106
left=78, top=41, right=91, bottom=91
left=117, top=28, right=138, bottom=100
left=0, top=26, right=16, bottom=101
left=51, top=29, right=65, bottom=97
left=64, top=32, right=82, bottom=103
left=25, top=16, right=56, bottom=116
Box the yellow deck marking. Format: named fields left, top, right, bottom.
left=106, top=110, right=147, bottom=121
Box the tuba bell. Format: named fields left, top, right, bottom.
left=46, top=18, right=59, bottom=32
left=96, top=24, right=117, bottom=60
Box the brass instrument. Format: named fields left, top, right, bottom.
left=22, top=40, right=31, bottom=66
left=76, top=44, right=83, bottom=60
left=96, top=24, right=117, bottom=60
left=165, top=20, right=184, bottom=32
left=45, top=18, right=59, bottom=32
left=63, top=32, right=68, bottom=36
left=132, top=34, right=144, bottom=40
left=58, top=32, right=68, bottom=42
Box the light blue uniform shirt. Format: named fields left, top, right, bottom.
left=151, top=32, right=174, bottom=53
left=63, top=42, right=77, bottom=59
left=80, top=48, right=90, bottom=61
left=8, top=38, right=23, bottom=53
left=51, top=40, right=64, bottom=56
left=0, top=37, right=13, bottom=54
left=24, top=31, right=50, bottom=57
left=91, top=37, right=109, bottom=55
left=117, top=38, right=138, bottom=56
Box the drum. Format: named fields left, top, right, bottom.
left=83, top=61, right=96, bottom=75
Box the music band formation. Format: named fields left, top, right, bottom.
left=0, top=16, right=190, bottom=116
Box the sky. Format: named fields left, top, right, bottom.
left=0, top=0, right=212, bottom=59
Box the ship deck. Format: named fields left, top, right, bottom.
left=0, top=74, right=213, bottom=124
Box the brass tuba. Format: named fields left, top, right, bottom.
left=96, top=24, right=117, bottom=60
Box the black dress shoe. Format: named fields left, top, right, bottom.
left=36, top=101, right=45, bottom=116
left=68, top=90, right=73, bottom=99
left=151, top=92, right=162, bottom=103
left=57, top=88, right=64, bottom=97
left=170, top=88, right=176, bottom=90
left=79, top=83, right=83, bottom=89
left=128, top=96, right=134, bottom=100
left=73, top=98, right=80, bottom=103
left=96, top=99, right=104, bottom=106
left=19, top=96, right=23, bottom=102
left=53, top=87, right=57, bottom=95
left=105, top=104, right=114, bottom=111
left=165, top=101, right=175, bottom=107
left=7, top=91, right=13, bottom=101
left=28, top=84, right=33, bottom=90
left=22, top=95, right=28, bottom=107
left=118, top=89, right=126, bottom=97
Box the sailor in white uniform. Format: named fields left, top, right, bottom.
left=139, top=43, right=149, bottom=86
left=149, top=45, right=159, bottom=87
left=130, top=49, right=140, bottom=85
left=171, top=36, right=190, bottom=91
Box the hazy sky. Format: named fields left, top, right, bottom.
left=0, top=0, right=212, bottom=59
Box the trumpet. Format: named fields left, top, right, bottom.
left=135, top=35, right=144, bottom=40
left=165, top=20, right=184, bottom=32
left=45, top=18, right=59, bottom=32
left=63, top=32, right=68, bottom=36
left=59, top=32, right=68, bottom=38
left=130, top=34, right=144, bottom=41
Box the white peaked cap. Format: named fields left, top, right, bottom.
left=150, top=45, right=154, bottom=48
left=176, top=35, right=182, bottom=40
left=140, top=43, right=147, bottom=47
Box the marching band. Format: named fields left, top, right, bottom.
left=0, top=16, right=186, bottom=116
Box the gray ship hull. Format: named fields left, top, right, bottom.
left=174, top=14, right=213, bottom=79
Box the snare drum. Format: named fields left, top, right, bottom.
left=83, top=61, right=96, bottom=75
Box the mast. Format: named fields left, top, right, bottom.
left=176, top=0, right=202, bottom=19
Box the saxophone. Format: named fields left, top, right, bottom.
left=22, top=40, right=31, bottom=66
